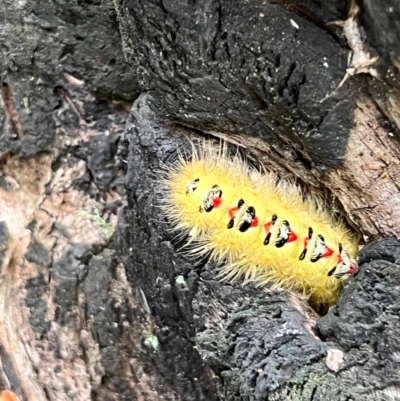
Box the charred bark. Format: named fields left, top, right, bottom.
left=120, top=95, right=400, bottom=400
left=112, top=0, right=400, bottom=239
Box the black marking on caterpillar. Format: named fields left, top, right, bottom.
left=328, top=244, right=358, bottom=278
left=263, top=214, right=277, bottom=245
left=186, top=178, right=200, bottom=195
left=199, top=185, right=223, bottom=213
left=227, top=199, right=245, bottom=229
left=275, top=220, right=297, bottom=248
left=311, top=234, right=334, bottom=263
left=238, top=206, right=258, bottom=232
left=299, top=227, right=313, bottom=261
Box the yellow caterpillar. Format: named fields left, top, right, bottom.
left=162, top=142, right=358, bottom=307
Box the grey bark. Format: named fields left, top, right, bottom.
left=122, top=94, right=400, bottom=401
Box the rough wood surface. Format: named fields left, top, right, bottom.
left=113, top=0, right=400, bottom=240
left=324, top=95, right=400, bottom=239
left=121, top=95, right=400, bottom=400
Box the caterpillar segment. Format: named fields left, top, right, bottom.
left=162, top=143, right=358, bottom=306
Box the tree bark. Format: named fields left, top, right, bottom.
left=122, top=95, right=400, bottom=401
left=112, top=0, right=400, bottom=239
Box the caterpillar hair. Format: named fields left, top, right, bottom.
left=161, top=141, right=359, bottom=307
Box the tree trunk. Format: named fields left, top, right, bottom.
left=0, top=0, right=399, bottom=400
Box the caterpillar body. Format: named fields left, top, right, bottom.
left=163, top=143, right=358, bottom=307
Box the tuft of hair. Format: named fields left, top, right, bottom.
left=160, top=140, right=359, bottom=308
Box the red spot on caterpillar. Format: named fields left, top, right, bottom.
left=263, top=214, right=277, bottom=245
left=287, top=231, right=297, bottom=243
left=311, top=235, right=333, bottom=262
left=239, top=206, right=256, bottom=232
left=250, top=216, right=259, bottom=227
left=228, top=206, right=239, bottom=219
left=201, top=185, right=223, bottom=212
left=264, top=221, right=273, bottom=233
left=213, top=197, right=222, bottom=208
left=299, top=228, right=313, bottom=260
left=276, top=220, right=297, bottom=248
left=227, top=199, right=245, bottom=229
left=322, top=246, right=334, bottom=258
left=347, top=263, right=358, bottom=275
left=328, top=245, right=358, bottom=278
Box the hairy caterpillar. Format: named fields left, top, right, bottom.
left=162, top=142, right=358, bottom=307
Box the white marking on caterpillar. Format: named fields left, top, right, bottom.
left=328, top=244, right=358, bottom=279
left=311, top=234, right=334, bottom=262
left=238, top=206, right=258, bottom=232
left=186, top=178, right=199, bottom=195
left=275, top=220, right=297, bottom=248
left=199, top=185, right=223, bottom=213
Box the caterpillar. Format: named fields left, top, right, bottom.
left=162, top=142, right=359, bottom=307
